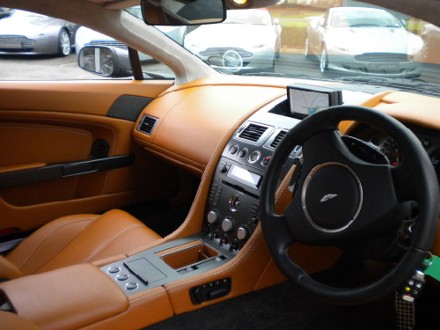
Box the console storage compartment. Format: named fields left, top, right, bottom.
left=102, top=236, right=233, bottom=295
left=156, top=240, right=221, bottom=271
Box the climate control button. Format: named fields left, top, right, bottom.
left=207, top=210, right=219, bottom=224
left=228, top=195, right=240, bottom=212
left=221, top=217, right=234, bottom=232
left=248, top=150, right=261, bottom=164
left=237, top=226, right=250, bottom=241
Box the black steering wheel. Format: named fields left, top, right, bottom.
left=260, top=105, right=439, bottom=304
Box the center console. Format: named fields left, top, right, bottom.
left=101, top=85, right=351, bottom=304
left=102, top=96, right=302, bottom=300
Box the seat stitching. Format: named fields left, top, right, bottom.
left=15, top=217, right=96, bottom=271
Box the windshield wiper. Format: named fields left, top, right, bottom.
left=337, top=76, right=440, bottom=97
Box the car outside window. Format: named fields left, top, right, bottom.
left=2, top=1, right=440, bottom=93
left=174, top=1, right=440, bottom=95
left=0, top=8, right=174, bottom=81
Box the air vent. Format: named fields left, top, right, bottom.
left=138, top=115, right=157, bottom=135
left=238, top=123, right=269, bottom=143
left=270, top=130, right=287, bottom=149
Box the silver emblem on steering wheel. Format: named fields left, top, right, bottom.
left=320, top=193, right=338, bottom=202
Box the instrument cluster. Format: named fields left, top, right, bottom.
left=348, top=122, right=440, bottom=182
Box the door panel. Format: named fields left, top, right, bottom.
left=0, top=80, right=179, bottom=233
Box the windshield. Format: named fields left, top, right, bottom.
left=170, top=1, right=440, bottom=95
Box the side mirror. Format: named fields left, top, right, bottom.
left=141, top=0, right=226, bottom=25
left=77, top=46, right=132, bottom=77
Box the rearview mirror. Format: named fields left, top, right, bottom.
left=141, top=0, right=226, bottom=25
left=77, top=46, right=132, bottom=77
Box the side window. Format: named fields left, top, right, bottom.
left=0, top=8, right=174, bottom=80
left=76, top=26, right=175, bottom=79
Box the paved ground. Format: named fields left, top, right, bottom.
left=0, top=54, right=96, bottom=80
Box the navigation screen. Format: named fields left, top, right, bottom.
left=288, top=84, right=342, bottom=118
left=289, top=89, right=330, bottom=116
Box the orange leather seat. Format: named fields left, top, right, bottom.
left=0, top=311, right=41, bottom=330
left=1, top=209, right=160, bottom=279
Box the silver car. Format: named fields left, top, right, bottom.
left=184, top=9, right=281, bottom=73
left=305, top=7, right=424, bottom=77
left=0, top=9, right=78, bottom=56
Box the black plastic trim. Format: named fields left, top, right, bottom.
left=107, top=95, right=153, bottom=121
left=128, top=47, right=143, bottom=81
left=0, top=154, right=135, bottom=189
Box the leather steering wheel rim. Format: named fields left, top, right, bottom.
left=260, top=106, right=439, bottom=304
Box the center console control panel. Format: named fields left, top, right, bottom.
left=202, top=103, right=299, bottom=252
left=102, top=236, right=235, bottom=296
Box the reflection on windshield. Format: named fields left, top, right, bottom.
left=175, top=0, right=440, bottom=94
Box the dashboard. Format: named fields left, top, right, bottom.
left=132, top=79, right=440, bottom=258
left=199, top=86, right=440, bottom=256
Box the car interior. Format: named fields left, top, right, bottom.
left=0, top=0, right=440, bottom=329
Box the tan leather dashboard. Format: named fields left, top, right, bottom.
left=133, top=82, right=286, bottom=174
left=133, top=77, right=440, bottom=176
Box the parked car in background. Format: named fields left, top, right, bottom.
left=75, top=5, right=187, bottom=64
left=2, top=0, right=440, bottom=329
left=184, top=9, right=281, bottom=73
left=304, top=7, right=424, bottom=77
left=75, top=25, right=187, bottom=60
left=0, top=9, right=78, bottom=56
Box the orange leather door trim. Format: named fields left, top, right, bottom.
left=0, top=80, right=178, bottom=232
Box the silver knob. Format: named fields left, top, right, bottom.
left=207, top=210, right=219, bottom=224
left=229, top=195, right=240, bottom=212
left=237, top=226, right=249, bottom=240
left=221, top=217, right=234, bottom=232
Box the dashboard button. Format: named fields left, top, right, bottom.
left=261, top=156, right=271, bottom=166
left=125, top=282, right=138, bottom=291
left=248, top=150, right=261, bottom=164
left=107, top=266, right=120, bottom=274
left=228, top=195, right=240, bottom=212
left=238, top=148, right=248, bottom=158
left=116, top=274, right=129, bottom=281
left=221, top=217, right=234, bottom=232
left=207, top=210, right=219, bottom=224
left=229, top=144, right=239, bottom=155
left=237, top=226, right=250, bottom=241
